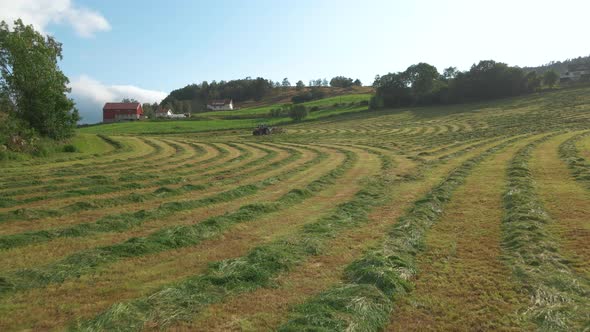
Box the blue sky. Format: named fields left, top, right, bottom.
left=1, top=0, right=589, bottom=123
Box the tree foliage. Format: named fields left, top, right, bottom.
left=162, top=77, right=274, bottom=111
left=288, top=104, right=308, bottom=121
left=329, top=76, right=354, bottom=88
left=373, top=60, right=543, bottom=109
left=0, top=19, right=79, bottom=139
left=543, top=70, right=559, bottom=87
left=295, top=80, right=305, bottom=91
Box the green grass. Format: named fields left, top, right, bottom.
left=78, top=94, right=372, bottom=135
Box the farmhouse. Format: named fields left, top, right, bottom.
left=155, top=107, right=173, bottom=118
left=560, top=63, right=590, bottom=83
left=155, top=107, right=188, bottom=119
left=102, top=102, right=143, bottom=123
left=207, top=99, right=234, bottom=111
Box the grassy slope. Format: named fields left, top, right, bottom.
left=1, top=85, right=590, bottom=331
left=78, top=93, right=372, bottom=135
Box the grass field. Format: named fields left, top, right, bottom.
left=1, top=86, right=590, bottom=331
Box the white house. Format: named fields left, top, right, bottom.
left=560, top=63, right=590, bottom=83
left=155, top=108, right=173, bottom=118
left=155, top=108, right=188, bottom=119
left=207, top=99, right=234, bottom=111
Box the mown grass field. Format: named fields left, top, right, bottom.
left=1, top=86, right=590, bottom=331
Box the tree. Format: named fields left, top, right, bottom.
left=288, top=104, right=308, bottom=121
left=0, top=19, right=79, bottom=139
left=329, top=76, right=354, bottom=88
left=295, top=80, right=305, bottom=91
left=322, top=78, right=329, bottom=87
left=282, top=78, right=291, bottom=88
left=442, top=67, right=458, bottom=80
left=543, top=70, right=559, bottom=87
left=121, top=98, right=139, bottom=103
left=353, top=79, right=362, bottom=86
left=142, top=103, right=155, bottom=118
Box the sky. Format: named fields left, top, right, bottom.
left=1, top=0, right=589, bottom=123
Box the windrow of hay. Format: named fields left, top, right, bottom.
left=278, top=135, right=526, bottom=331
left=74, top=151, right=391, bottom=331
left=0, top=148, right=354, bottom=295
left=558, top=131, right=590, bottom=190
left=502, top=136, right=590, bottom=331
left=0, top=144, right=312, bottom=246
left=0, top=142, right=290, bottom=224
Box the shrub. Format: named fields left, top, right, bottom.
left=63, top=144, right=78, bottom=153
left=289, top=105, right=308, bottom=121
left=310, top=106, right=320, bottom=112
left=269, top=108, right=285, bottom=118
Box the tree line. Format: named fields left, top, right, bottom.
left=371, top=60, right=560, bottom=109
left=162, top=75, right=363, bottom=112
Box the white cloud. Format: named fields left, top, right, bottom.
left=70, top=75, right=168, bottom=124
left=0, top=0, right=110, bottom=37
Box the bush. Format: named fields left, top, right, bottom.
left=291, top=88, right=325, bottom=104
left=310, top=106, right=320, bottom=112
left=289, top=105, right=308, bottom=121
left=63, top=144, right=78, bottom=153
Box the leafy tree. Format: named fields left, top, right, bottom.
left=442, top=67, right=458, bottom=80
left=142, top=103, right=155, bottom=118
left=322, top=78, right=329, bottom=87
left=121, top=98, right=139, bottom=103
left=543, top=70, right=559, bottom=87
left=0, top=19, right=79, bottom=139
left=353, top=79, right=362, bottom=86
left=295, top=80, right=305, bottom=91
left=329, top=76, right=354, bottom=88
left=288, top=104, right=308, bottom=121
left=282, top=78, right=291, bottom=88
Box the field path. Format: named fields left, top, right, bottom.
left=386, top=137, right=536, bottom=331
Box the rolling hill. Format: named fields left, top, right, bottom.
left=1, top=84, right=589, bottom=331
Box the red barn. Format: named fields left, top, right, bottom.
left=103, top=102, right=143, bottom=123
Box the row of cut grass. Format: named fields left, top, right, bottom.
left=501, top=135, right=590, bottom=331
left=0, top=143, right=308, bottom=246
left=558, top=131, right=590, bottom=190
left=0, top=145, right=354, bottom=295
left=74, top=149, right=387, bottom=331
left=278, top=135, right=528, bottom=331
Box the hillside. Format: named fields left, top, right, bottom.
left=1, top=85, right=589, bottom=331
left=523, top=54, right=590, bottom=74
left=79, top=92, right=372, bottom=135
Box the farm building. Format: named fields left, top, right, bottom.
left=560, top=63, right=590, bottom=83
left=207, top=99, right=234, bottom=111
left=155, top=107, right=188, bottom=119
left=103, top=102, right=143, bottom=123
left=155, top=107, right=173, bottom=118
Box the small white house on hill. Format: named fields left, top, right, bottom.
left=155, top=108, right=188, bottom=119
left=207, top=99, right=233, bottom=111
left=155, top=108, right=173, bottom=118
